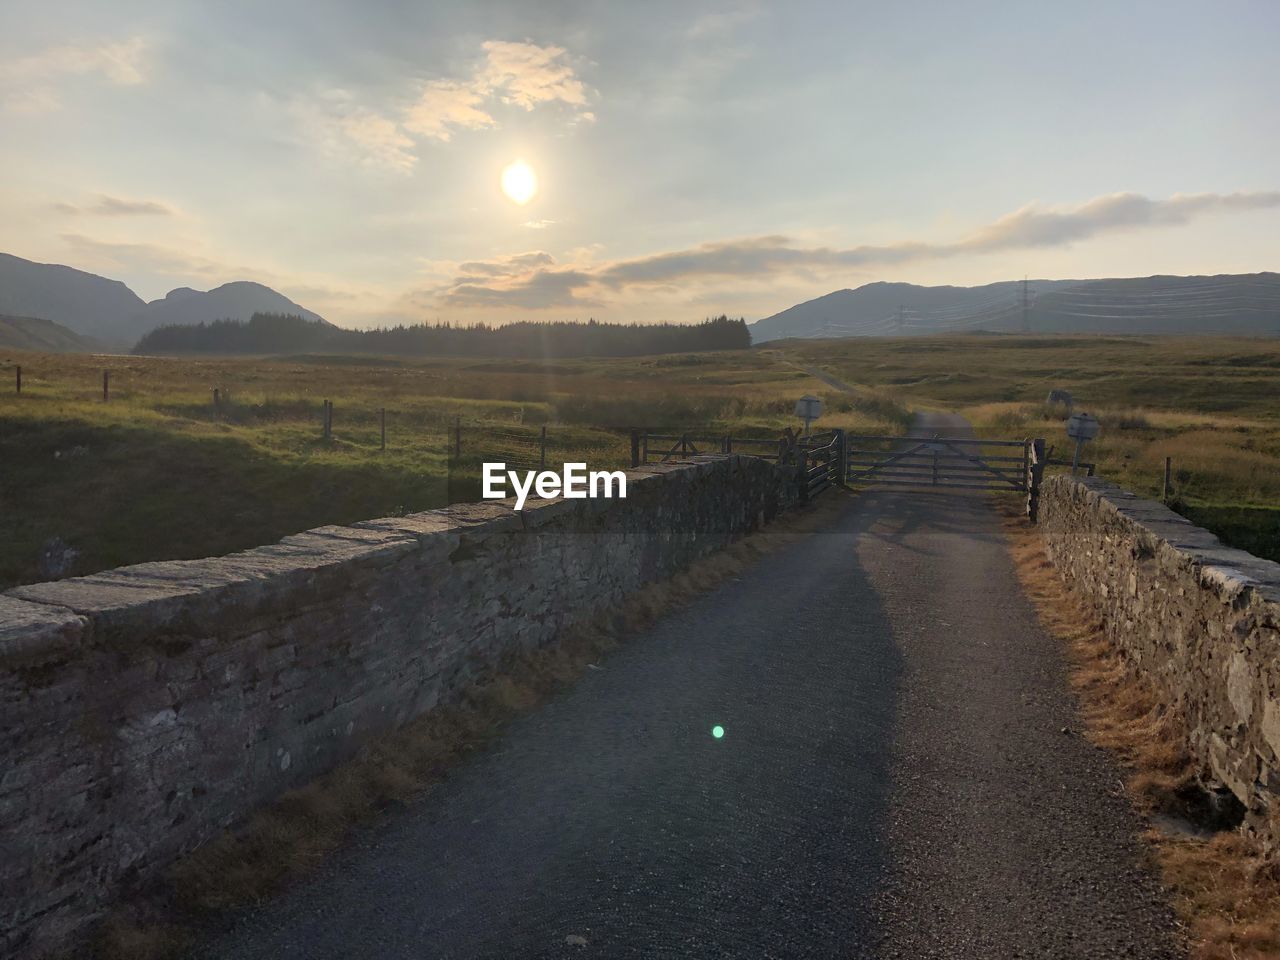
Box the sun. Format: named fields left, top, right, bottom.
left=500, top=160, right=538, bottom=205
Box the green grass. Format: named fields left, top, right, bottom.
left=0, top=348, right=907, bottom=588
left=5, top=334, right=1276, bottom=585
left=777, top=334, right=1280, bottom=560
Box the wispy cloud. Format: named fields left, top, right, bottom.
left=476, top=40, right=590, bottom=113
left=428, top=191, right=1280, bottom=309
left=1, top=37, right=150, bottom=112
left=303, top=40, right=594, bottom=169
left=56, top=233, right=371, bottom=310
left=403, top=81, right=495, bottom=141
left=54, top=194, right=174, bottom=217
left=293, top=92, right=418, bottom=172
left=60, top=233, right=270, bottom=282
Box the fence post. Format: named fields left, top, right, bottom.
left=453, top=415, right=461, bottom=461
left=797, top=447, right=810, bottom=501
left=15, top=365, right=20, bottom=395
left=1162, top=456, right=1172, bottom=502
left=102, top=370, right=109, bottom=402
left=322, top=400, right=331, bottom=440
left=539, top=425, right=547, bottom=469
left=834, top=428, right=847, bottom=487
left=380, top=408, right=387, bottom=450
left=630, top=429, right=641, bottom=468
left=213, top=388, right=220, bottom=417
left=1026, top=438, right=1046, bottom=522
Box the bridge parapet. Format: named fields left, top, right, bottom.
left=1040, top=475, right=1280, bottom=842
left=0, top=455, right=804, bottom=959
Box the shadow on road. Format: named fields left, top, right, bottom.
left=200, top=499, right=903, bottom=960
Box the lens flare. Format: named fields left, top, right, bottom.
left=712, top=725, right=725, bottom=739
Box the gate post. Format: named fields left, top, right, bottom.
left=834, top=428, right=847, bottom=487
left=1026, top=438, right=1046, bottom=522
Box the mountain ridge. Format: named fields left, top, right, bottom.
left=0, top=253, right=324, bottom=348
left=751, top=273, right=1280, bottom=340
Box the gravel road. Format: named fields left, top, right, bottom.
left=198, top=413, right=1180, bottom=960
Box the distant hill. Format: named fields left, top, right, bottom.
left=0, top=253, right=147, bottom=346
left=142, top=281, right=326, bottom=330
left=0, top=253, right=325, bottom=349
left=751, top=273, right=1280, bottom=340
left=1031, top=274, right=1280, bottom=335
left=0, top=313, right=104, bottom=353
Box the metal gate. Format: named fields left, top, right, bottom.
left=844, top=434, right=1031, bottom=492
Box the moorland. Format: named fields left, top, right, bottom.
left=2, top=333, right=1276, bottom=588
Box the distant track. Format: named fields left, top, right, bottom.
left=200, top=413, right=1180, bottom=960
left=793, top=361, right=861, bottom=394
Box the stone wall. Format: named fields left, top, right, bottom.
left=1039, top=475, right=1280, bottom=830
left=0, top=455, right=801, bottom=958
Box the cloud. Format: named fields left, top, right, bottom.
left=962, top=191, right=1280, bottom=251
left=302, top=40, right=594, bottom=166
left=404, top=40, right=593, bottom=142
left=60, top=233, right=271, bottom=282
left=476, top=40, right=590, bottom=112
left=443, top=268, right=597, bottom=310
left=423, top=251, right=592, bottom=308
left=1, top=37, right=149, bottom=112
left=428, top=191, right=1280, bottom=310
left=293, top=94, right=418, bottom=172
left=54, top=194, right=174, bottom=217
left=403, top=80, right=495, bottom=140
left=456, top=251, right=556, bottom=278
left=523, top=219, right=556, bottom=229
left=55, top=234, right=369, bottom=310
left=334, top=109, right=418, bottom=172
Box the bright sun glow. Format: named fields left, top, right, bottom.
left=501, top=160, right=538, bottom=205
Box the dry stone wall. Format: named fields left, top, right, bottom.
left=1039, top=475, right=1280, bottom=831
left=0, top=455, right=800, bottom=958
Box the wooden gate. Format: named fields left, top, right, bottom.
left=845, top=434, right=1031, bottom=492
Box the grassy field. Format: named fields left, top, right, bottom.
left=3, top=334, right=1277, bottom=588
left=778, top=334, right=1280, bottom=559
left=0, top=349, right=908, bottom=588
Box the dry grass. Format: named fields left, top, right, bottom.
left=1001, top=506, right=1280, bottom=959
left=96, top=489, right=852, bottom=960
left=0, top=348, right=904, bottom=589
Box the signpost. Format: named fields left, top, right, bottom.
left=795, top=395, right=823, bottom=437
left=1065, top=412, right=1100, bottom=476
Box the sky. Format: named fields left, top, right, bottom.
left=1, top=0, right=1278, bottom=328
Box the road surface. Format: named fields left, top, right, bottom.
left=200, top=413, right=1179, bottom=959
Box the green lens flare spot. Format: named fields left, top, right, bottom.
left=712, top=725, right=725, bottom=739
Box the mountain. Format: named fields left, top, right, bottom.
left=0, top=253, right=326, bottom=349
left=0, top=253, right=147, bottom=346
left=0, top=314, right=104, bottom=353
left=751, top=273, right=1280, bottom=341
left=1031, top=274, right=1280, bottom=335
left=142, top=281, right=326, bottom=331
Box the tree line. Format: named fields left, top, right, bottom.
left=133, top=313, right=753, bottom=358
